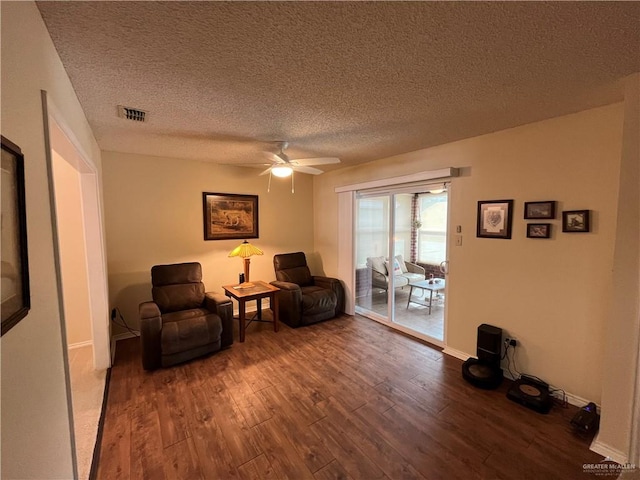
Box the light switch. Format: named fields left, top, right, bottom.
left=455, top=235, right=463, bottom=246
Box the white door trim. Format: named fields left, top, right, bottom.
left=44, top=92, right=111, bottom=370
left=335, top=167, right=458, bottom=193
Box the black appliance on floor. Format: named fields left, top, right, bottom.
left=571, top=402, right=600, bottom=433
left=507, top=374, right=553, bottom=414
left=462, top=323, right=504, bottom=389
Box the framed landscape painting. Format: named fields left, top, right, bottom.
left=202, top=192, right=259, bottom=240
left=477, top=200, right=514, bottom=239
left=1, top=136, right=30, bottom=336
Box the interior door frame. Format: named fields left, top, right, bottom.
left=42, top=91, right=111, bottom=369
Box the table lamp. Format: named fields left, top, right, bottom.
left=228, top=240, right=263, bottom=287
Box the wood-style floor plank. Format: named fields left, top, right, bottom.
left=129, top=411, right=166, bottom=480
left=375, top=376, right=451, bottom=416
left=236, top=454, right=278, bottom=480
left=317, top=396, right=428, bottom=480
left=377, top=402, right=491, bottom=478
left=154, top=370, right=191, bottom=448
left=186, top=394, right=242, bottom=480
left=95, top=412, right=130, bottom=480
left=313, top=459, right=355, bottom=480
left=162, top=437, right=204, bottom=480
left=198, top=381, right=262, bottom=467
left=221, top=373, right=273, bottom=428
left=97, top=314, right=603, bottom=479
left=309, top=413, right=388, bottom=480
left=256, top=385, right=334, bottom=473
left=253, top=419, right=316, bottom=480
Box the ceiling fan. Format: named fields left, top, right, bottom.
left=258, top=141, right=340, bottom=178
left=253, top=141, right=340, bottom=192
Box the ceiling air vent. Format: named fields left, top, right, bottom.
left=118, top=105, right=147, bottom=122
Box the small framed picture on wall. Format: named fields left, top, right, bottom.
left=526, top=223, right=551, bottom=239
left=562, top=210, right=590, bottom=233
left=1, top=135, right=30, bottom=336
left=524, top=201, right=556, bottom=219
left=477, top=200, right=514, bottom=239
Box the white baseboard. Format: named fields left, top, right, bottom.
left=442, top=346, right=472, bottom=361
left=590, top=433, right=629, bottom=464
left=68, top=340, right=93, bottom=350
left=563, top=391, right=597, bottom=409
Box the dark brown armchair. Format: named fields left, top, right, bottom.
left=271, top=252, right=345, bottom=328
left=139, top=262, right=233, bottom=370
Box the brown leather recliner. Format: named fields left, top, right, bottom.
left=271, top=252, right=345, bottom=328
left=139, top=262, right=233, bottom=370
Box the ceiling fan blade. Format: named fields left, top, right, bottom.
left=271, top=152, right=289, bottom=163
left=234, top=163, right=272, bottom=168
left=291, top=157, right=340, bottom=166
left=292, top=165, right=324, bottom=175
left=258, top=167, right=273, bottom=176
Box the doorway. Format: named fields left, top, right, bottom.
left=46, top=101, right=110, bottom=479
left=354, top=186, right=448, bottom=345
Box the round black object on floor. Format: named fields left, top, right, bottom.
left=462, top=358, right=503, bottom=389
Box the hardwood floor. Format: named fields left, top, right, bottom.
left=97, top=314, right=602, bottom=479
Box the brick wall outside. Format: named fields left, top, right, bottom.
left=418, top=262, right=445, bottom=279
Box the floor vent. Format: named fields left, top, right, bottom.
left=117, top=105, right=147, bottom=122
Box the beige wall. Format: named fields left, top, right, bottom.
left=52, top=151, right=93, bottom=346
left=315, top=104, right=624, bottom=408
left=102, top=151, right=315, bottom=333
left=597, top=74, right=640, bottom=460
left=1, top=2, right=103, bottom=478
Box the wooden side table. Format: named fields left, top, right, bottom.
left=222, top=281, right=280, bottom=342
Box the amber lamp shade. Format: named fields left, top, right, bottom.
left=228, top=240, right=263, bottom=284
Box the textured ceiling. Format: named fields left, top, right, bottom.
left=37, top=1, right=640, bottom=171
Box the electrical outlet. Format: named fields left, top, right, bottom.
left=509, top=338, right=517, bottom=347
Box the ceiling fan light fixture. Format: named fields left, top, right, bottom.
left=272, top=166, right=293, bottom=178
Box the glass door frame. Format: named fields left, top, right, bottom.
left=353, top=184, right=449, bottom=347
left=353, top=192, right=393, bottom=324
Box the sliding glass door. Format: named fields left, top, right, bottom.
left=354, top=194, right=391, bottom=322
left=394, top=191, right=448, bottom=341
left=354, top=187, right=448, bottom=344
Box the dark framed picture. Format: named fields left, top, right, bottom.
left=527, top=223, right=551, bottom=239
left=524, top=201, right=556, bottom=219
left=1, top=136, right=30, bottom=336
left=477, top=200, right=514, bottom=239
left=202, top=192, right=259, bottom=240
left=562, top=210, right=590, bottom=233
